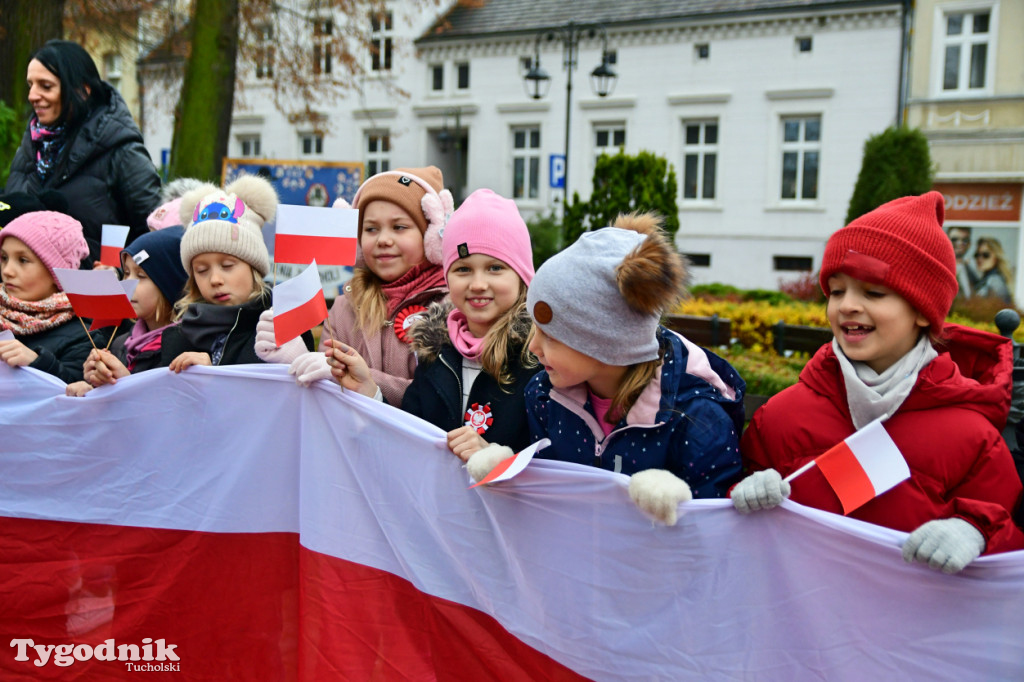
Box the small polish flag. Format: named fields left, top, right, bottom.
left=100, top=224, right=130, bottom=268
left=469, top=438, right=551, bottom=488
left=88, top=280, right=139, bottom=330
left=53, top=268, right=137, bottom=328
left=272, top=260, right=328, bottom=346
left=786, top=418, right=911, bottom=514
left=274, top=205, right=358, bottom=266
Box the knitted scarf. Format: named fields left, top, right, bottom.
left=0, top=287, right=74, bottom=335
left=123, top=320, right=172, bottom=370
left=833, top=334, right=937, bottom=430
left=446, top=308, right=486, bottom=361
left=29, top=116, right=67, bottom=180
left=381, top=262, right=446, bottom=318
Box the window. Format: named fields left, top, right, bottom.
left=456, top=62, right=470, bottom=90
left=313, top=18, right=333, bottom=75
left=684, top=253, right=711, bottom=267
left=366, top=132, right=391, bottom=176
left=103, top=53, right=122, bottom=92
left=773, top=256, right=813, bottom=271
left=779, top=116, right=820, bottom=201
left=695, top=44, right=709, bottom=60
left=300, top=133, right=324, bottom=156
left=682, top=120, right=718, bottom=201
left=940, top=9, right=992, bottom=93
left=796, top=36, right=813, bottom=53
left=511, top=126, right=541, bottom=200
left=594, top=124, right=626, bottom=163
left=430, top=64, right=444, bottom=92
left=255, top=23, right=274, bottom=79
left=370, top=10, right=393, bottom=71
left=239, top=135, right=261, bottom=158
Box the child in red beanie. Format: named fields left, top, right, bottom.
left=0, top=210, right=95, bottom=382
left=732, top=191, right=1024, bottom=573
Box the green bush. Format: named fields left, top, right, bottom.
left=0, top=100, right=25, bottom=188
left=846, top=126, right=934, bottom=224
left=717, top=345, right=807, bottom=397
left=526, top=212, right=564, bottom=269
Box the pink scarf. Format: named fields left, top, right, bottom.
left=123, top=320, right=173, bottom=370
left=0, top=287, right=74, bottom=335
left=446, top=309, right=486, bottom=361
left=381, top=262, right=446, bottom=318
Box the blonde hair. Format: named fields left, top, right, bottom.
left=346, top=266, right=391, bottom=333
left=975, top=237, right=1014, bottom=285
left=173, top=266, right=265, bottom=321
left=605, top=353, right=662, bottom=426
left=478, top=282, right=536, bottom=388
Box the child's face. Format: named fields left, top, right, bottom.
left=360, top=200, right=425, bottom=283
left=122, top=256, right=164, bottom=329
left=191, top=252, right=256, bottom=306
left=529, top=325, right=619, bottom=396
left=826, top=272, right=928, bottom=374
left=447, top=254, right=521, bottom=338
left=0, top=237, right=58, bottom=302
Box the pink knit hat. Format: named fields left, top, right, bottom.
left=441, top=189, right=535, bottom=285
left=0, top=211, right=89, bottom=290
left=146, top=197, right=185, bottom=231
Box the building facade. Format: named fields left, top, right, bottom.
left=141, top=0, right=908, bottom=290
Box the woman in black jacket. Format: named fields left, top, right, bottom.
left=6, top=40, right=161, bottom=266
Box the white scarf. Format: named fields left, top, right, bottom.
left=833, top=334, right=937, bottom=430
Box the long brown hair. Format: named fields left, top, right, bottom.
left=605, top=353, right=662, bottom=425
left=478, top=282, right=535, bottom=388
left=346, top=267, right=390, bottom=333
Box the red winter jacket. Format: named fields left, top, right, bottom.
left=741, top=324, right=1024, bottom=555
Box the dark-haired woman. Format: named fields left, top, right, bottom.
left=6, top=40, right=161, bottom=267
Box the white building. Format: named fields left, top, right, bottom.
left=140, top=0, right=907, bottom=290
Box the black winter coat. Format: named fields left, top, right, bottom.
left=158, top=290, right=314, bottom=368
left=17, top=321, right=96, bottom=384
left=401, top=302, right=540, bottom=452
left=6, top=85, right=161, bottom=263
left=108, top=328, right=164, bottom=374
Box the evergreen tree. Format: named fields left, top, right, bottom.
left=845, top=126, right=933, bottom=224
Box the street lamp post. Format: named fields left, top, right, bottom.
left=523, top=22, right=617, bottom=205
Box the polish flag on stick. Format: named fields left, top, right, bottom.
left=272, top=260, right=328, bottom=346
left=274, top=205, right=358, bottom=266
left=784, top=418, right=910, bottom=514
left=88, top=280, right=139, bottom=332
left=469, top=438, right=551, bottom=488
left=99, top=224, right=130, bottom=268
left=54, top=268, right=137, bottom=332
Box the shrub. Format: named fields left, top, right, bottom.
left=845, top=126, right=934, bottom=224
left=778, top=272, right=826, bottom=303
left=526, top=212, right=564, bottom=269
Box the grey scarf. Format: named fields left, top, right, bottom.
left=834, top=334, right=937, bottom=430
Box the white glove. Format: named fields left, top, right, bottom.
left=466, top=444, right=513, bottom=484
left=629, top=469, right=692, bottom=526
left=288, top=351, right=332, bottom=386
left=254, top=310, right=308, bottom=365
left=902, top=518, right=985, bottom=574
left=731, top=469, right=791, bottom=514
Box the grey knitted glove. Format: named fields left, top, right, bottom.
left=902, top=518, right=985, bottom=574
left=629, top=469, right=693, bottom=526
left=730, top=469, right=791, bottom=514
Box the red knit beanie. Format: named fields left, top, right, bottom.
left=819, top=191, right=957, bottom=330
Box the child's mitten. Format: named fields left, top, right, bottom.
left=466, top=444, right=514, bottom=484
left=902, top=518, right=985, bottom=574
left=730, top=469, right=791, bottom=514
left=254, top=310, right=307, bottom=365
left=629, top=469, right=692, bottom=526
left=288, top=352, right=332, bottom=386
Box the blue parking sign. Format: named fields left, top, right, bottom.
left=550, top=155, right=566, bottom=189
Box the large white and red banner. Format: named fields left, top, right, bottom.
left=1, top=363, right=1023, bottom=680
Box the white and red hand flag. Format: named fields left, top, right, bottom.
left=272, top=260, right=328, bottom=346
left=54, top=268, right=137, bottom=330
left=798, top=418, right=911, bottom=514
left=274, top=204, right=358, bottom=266
left=469, top=438, right=551, bottom=488
left=99, top=224, right=130, bottom=268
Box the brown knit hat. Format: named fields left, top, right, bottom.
left=351, top=166, right=453, bottom=265
left=819, top=191, right=957, bottom=330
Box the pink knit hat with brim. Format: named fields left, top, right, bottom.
left=146, top=197, right=185, bottom=231
left=442, top=189, right=534, bottom=285
left=0, top=211, right=89, bottom=290
left=820, top=191, right=957, bottom=330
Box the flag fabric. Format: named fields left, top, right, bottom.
left=272, top=261, right=328, bottom=346
left=86, top=280, right=138, bottom=331
left=53, top=268, right=137, bottom=326
left=99, top=224, right=130, bottom=268
left=274, top=204, right=358, bottom=266
left=815, top=418, right=911, bottom=514
left=470, top=438, right=550, bottom=488
left=1, top=364, right=1023, bottom=680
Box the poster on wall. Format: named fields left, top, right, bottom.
left=222, top=159, right=364, bottom=298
